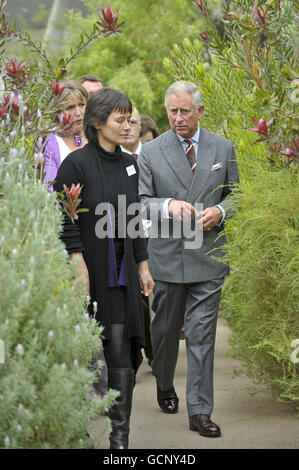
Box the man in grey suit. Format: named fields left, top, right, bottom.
left=138, top=81, right=239, bottom=438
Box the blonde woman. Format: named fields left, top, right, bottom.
left=43, top=81, right=88, bottom=191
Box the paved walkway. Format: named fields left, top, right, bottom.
left=89, top=317, right=298, bottom=449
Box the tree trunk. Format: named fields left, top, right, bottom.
left=43, top=0, right=72, bottom=51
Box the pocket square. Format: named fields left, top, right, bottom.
left=212, top=163, right=223, bottom=171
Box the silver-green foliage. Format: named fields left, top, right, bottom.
left=0, top=165, right=117, bottom=448
left=0, top=3, right=119, bottom=448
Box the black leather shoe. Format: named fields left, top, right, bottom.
left=189, top=414, right=221, bottom=437
left=157, top=385, right=179, bottom=414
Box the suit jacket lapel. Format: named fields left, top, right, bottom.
left=161, top=131, right=193, bottom=191
left=187, top=128, right=216, bottom=203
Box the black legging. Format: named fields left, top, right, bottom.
left=103, top=323, right=133, bottom=369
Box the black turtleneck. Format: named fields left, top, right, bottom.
left=95, top=143, right=125, bottom=274
left=97, top=144, right=122, bottom=209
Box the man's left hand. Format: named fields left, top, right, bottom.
left=196, top=206, right=222, bottom=231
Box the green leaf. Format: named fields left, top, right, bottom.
left=57, top=58, right=65, bottom=68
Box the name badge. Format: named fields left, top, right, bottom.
left=126, top=165, right=136, bottom=176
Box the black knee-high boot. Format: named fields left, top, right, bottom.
left=108, top=368, right=135, bottom=449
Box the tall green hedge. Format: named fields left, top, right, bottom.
left=63, top=0, right=218, bottom=132
left=223, top=167, right=298, bottom=406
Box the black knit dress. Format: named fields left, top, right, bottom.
left=54, top=142, right=148, bottom=371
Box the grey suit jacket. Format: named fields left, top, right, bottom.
left=138, top=127, right=239, bottom=283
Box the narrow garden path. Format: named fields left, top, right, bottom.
left=90, top=317, right=298, bottom=450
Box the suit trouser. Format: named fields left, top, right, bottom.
left=151, top=278, right=224, bottom=416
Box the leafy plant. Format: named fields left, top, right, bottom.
left=63, top=0, right=216, bottom=132
left=0, top=1, right=122, bottom=448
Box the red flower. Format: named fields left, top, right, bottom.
left=64, top=183, right=82, bottom=201
left=248, top=117, right=274, bottom=136
left=280, top=139, right=299, bottom=161
left=60, top=183, right=87, bottom=222
left=0, top=0, right=7, bottom=12
left=10, top=93, right=21, bottom=116
left=57, top=112, right=72, bottom=132
left=255, top=7, right=268, bottom=24
left=0, top=95, right=9, bottom=117
left=0, top=93, right=20, bottom=118
left=0, top=103, right=8, bottom=117
left=193, top=1, right=205, bottom=11
left=200, top=33, right=208, bottom=41
left=96, top=4, right=125, bottom=36
left=5, top=58, right=26, bottom=82
left=49, top=79, right=65, bottom=96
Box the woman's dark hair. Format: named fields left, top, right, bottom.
left=84, top=87, right=132, bottom=143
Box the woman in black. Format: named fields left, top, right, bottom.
left=54, top=88, right=154, bottom=449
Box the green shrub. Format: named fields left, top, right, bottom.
left=223, top=167, right=298, bottom=407
left=63, top=0, right=216, bottom=132
left=0, top=173, right=111, bottom=448
left=0, top=3, right=121, bottom=448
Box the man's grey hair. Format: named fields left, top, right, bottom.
left=164, top=81, right=203, bottom=110
left=132, top=106, right=141, bottom=123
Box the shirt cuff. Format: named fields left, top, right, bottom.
left=215, top=204, right=225, bottom=226
left=162, top=198, right=174, bottom=219
left=142, top=219, right=152, bottom=238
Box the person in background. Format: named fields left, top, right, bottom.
left=138, top=80, right=239, bottom=438
left=120, top=106, right=142, bottom=159
left=140, top=115, right=188, bottom=343
left=43, top=81, right=88, bottom=191
left=139, top=114, right=160, bottom=364
left=78, top=74, right=103, bottom=94
left=54, top=87, right=154, bottom=449
left=140, top=114, right=159, bottom=143
left=121, top=107, right=154, bottom=366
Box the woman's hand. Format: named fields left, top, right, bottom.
left=138, top=260, right=154, bottom=297
left=70, top=252, right=90, bottom=296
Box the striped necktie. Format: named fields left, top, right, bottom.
left=184, top=139, right=196, bottom=174
left=132, top=153, right=138, bottom=160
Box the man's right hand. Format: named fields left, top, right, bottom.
left=168, top=200, right=199, bottom=221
